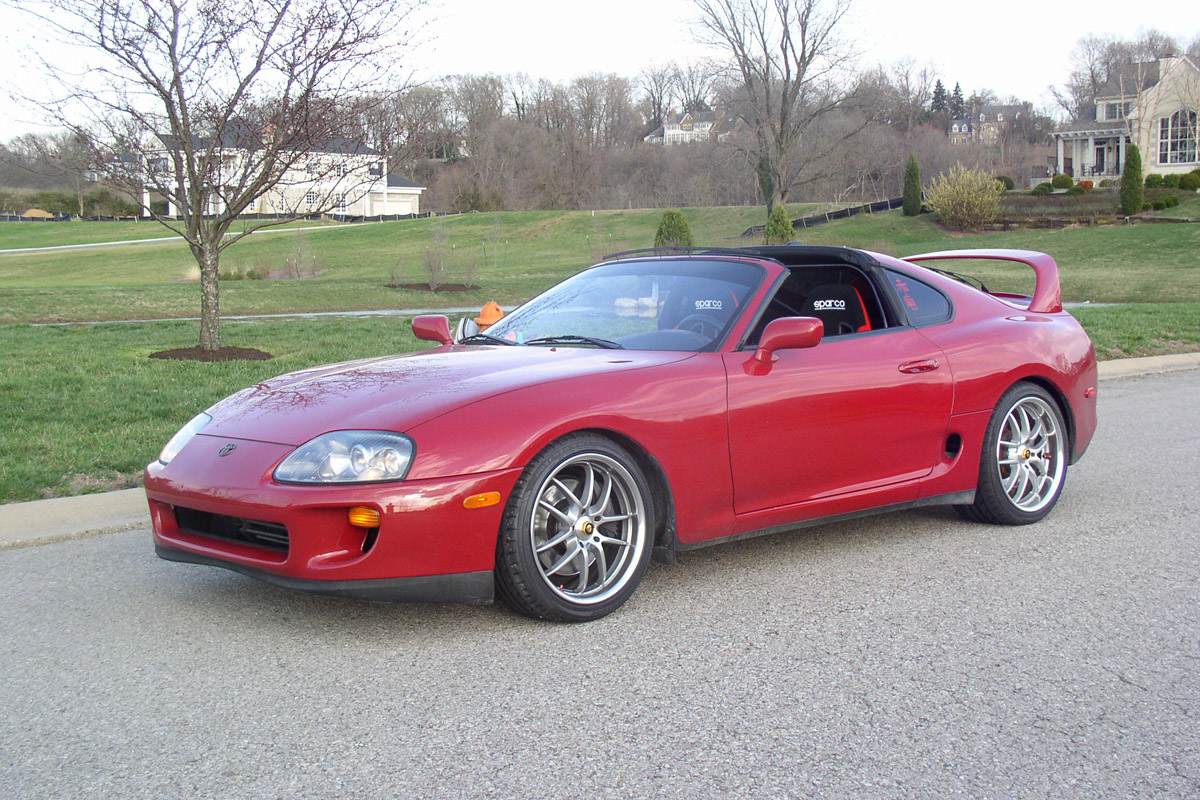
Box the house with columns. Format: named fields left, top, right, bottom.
left=1053, top=56, right=1199, bottom=180
left=141, top=129, right=424, bottom=217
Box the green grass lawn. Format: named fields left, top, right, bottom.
left=0, top=318, right=429, bottom=503
left=0, top=217, right=344, bottom=251
left=0, top=204, right=818, bottom=323
left=1, top=204, right=1197, bottom=503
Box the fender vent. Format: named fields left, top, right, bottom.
left=945, top=433, right=963, bottom=460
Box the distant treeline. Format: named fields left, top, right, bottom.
left=0, top=187, right=151, bottom=218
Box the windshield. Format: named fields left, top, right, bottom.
left=483, top=259, right=764, bottom=352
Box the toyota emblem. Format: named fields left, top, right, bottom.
left=217, top=443, right=237, bottom=457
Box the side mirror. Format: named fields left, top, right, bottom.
left=412, top=314, right=453, bottom=345
left=754, top=317, right=823, bottom=364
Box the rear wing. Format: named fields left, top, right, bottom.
left=902, top=249, right=1062, bottom=314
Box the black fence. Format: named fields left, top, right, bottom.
left=0, top=211, right=441, bottom=224
left=740, top=196, right=906, bottom=237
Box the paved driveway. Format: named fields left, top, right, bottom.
left=2, top=370, right=1198, bottom=799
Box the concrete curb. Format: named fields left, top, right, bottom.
left=2, top=353, right=1197, bottom=551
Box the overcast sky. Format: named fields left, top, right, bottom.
left=0, top=0, right=1195, bottom=141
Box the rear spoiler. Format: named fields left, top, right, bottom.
left=902, top=249, right=1062, bottom=314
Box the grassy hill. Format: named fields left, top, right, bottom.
left=3, top=204, right=1198, bottom=326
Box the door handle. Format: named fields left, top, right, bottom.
left=898, top=359, right=940, bottom=374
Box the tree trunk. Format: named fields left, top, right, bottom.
left=198, top=244, right=221, bottom=351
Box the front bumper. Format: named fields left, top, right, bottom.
left=145, top=437, right=523, bottom=605
left=155, top=544, right=494, bottom=603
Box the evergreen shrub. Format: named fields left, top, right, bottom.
left=1051, top=173, right=1073, bottom=189
left=1120, top=145, right=1144, bottom=215
left=994, top=174, right=1014, bottom=191
left=763, top=204, right=795, bottom=245
left=654, top=209, right=695, bottom=248
left=1180, top=173, right=1200, bottom=191
left=902, top=155, right=922, bottom=216
left=1031, top=183, right=1053, bottom=196
left=1144, top=174, right=1163, bottom=188
left=1163, top=174, right=1181, bottom=189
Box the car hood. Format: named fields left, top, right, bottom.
left=202, top=345, right=693, bottom=446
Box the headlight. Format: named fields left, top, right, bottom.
left=158, top=412, right=212, bottom=464
left=274, top=431, right=415, bottom=484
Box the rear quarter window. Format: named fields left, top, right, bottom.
left=882, top=268, right=952, bottom=326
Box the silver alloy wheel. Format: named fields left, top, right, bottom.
left=528, top=452, right=647, bottom=605
left=996, top=395, right=1066, bottom=513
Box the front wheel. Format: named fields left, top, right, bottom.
left=959, top=382, right=1068, bottom=525
left=495, top=434, right=654, bottom=622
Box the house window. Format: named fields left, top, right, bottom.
left=1104, top=103, right=1130, bottom=121
left=336, top=193, right=347, bottom=213
left=952, top=124, right=959, bottom=133
left=306, top=161, right=320, bottom=176
left=305, top=190, right=318, bottom=206
left=979, top=113, right=985, bottom=122
left=997, top=113, right=1004, bottom=122
left=1159, top=110, right=1199, bottom=164
left=334, top=163, right=349, bottom=178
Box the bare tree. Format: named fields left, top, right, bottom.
left=10, top=0, right=425, bottom=352
left=672, top=60, right=719, bottom=114
left=692, top=0, right=861, bottom=210
left=637, top=63, right=677, bottom=129
left=2, top=131, right=97, bottom=212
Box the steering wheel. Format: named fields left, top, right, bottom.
left=675, top=313, right=725, bottom=339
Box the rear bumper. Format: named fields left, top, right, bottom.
left=156, top=544, right=495, bottom=604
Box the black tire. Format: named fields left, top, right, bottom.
left=959, top=382, right=1069, bottom=525
left=494, top=433, right=655, bottom=622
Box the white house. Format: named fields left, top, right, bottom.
left=141, top=129, right=424, bottom=217
left=643, top=111, right=745, bottom=145
left=1053, top=56, right=1199, bottom=179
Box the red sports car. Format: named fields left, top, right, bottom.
left=145, top=245, right=1097, bottom=621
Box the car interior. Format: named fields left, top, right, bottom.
left=744, top=264, right=891, bottom=346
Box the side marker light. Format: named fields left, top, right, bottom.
left=464, top=492, right=502, bottom=509
left=348, top=506, right=381, bottom=528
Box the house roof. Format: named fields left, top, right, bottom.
left=157, top=123, right=379, bottom=156
left=386, top=173, right=424, bottom=190
left=1095, top=61, right=1161, bottom=100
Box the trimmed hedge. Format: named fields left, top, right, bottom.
left=1031, top=182, right=1053, bottom=196
left=1145, top=174, right=1164, bottom=188
left=1051, top=173, right=1073, bottom=189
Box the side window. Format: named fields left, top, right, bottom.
left=882, top=269, right=952, bottom=326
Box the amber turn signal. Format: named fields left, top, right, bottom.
left=347, top=506, right=381, bottom=528
left=463, top=492, right=501, bottom=509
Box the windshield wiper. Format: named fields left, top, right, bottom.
left=525, top=334, right=625, bottom=350
left=459, top=332, right=518, bottom=346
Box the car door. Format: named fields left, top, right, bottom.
left=723, top=328, right=952, bottom=515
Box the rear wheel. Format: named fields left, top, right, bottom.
left=495, top=434, right=654, bottom=622
left=959, top=382, right=1068, bottom=525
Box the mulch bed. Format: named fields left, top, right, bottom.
left=149, top=346, right=274, bottom=362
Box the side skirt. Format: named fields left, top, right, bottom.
left=674, top=490, right=976, bottom=552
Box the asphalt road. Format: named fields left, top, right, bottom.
left=3, top=370, right=1198, bottom=799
